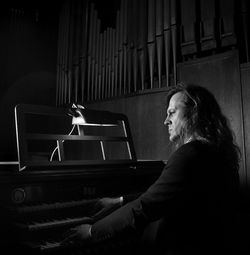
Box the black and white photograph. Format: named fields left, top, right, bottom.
left=0, top=0, right=250, bottom=254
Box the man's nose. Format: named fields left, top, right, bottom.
left=164, top=117, right=170, bottom=126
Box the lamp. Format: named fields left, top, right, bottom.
left=68, top=104, right=118, bottom=127
left=67, top=104, right=124, bottom=161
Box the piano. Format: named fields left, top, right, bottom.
left=0, top=104, right=165, bottom=254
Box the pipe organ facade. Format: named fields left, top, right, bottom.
left=56, top=0, right=247, bottom=106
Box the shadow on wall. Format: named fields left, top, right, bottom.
left=0, top=71, right=56, bottom=161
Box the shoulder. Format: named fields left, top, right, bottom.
left=168, top=140, right=216, bottom=166
left=177, top=140, right=215, bottom=154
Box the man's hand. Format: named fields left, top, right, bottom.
left=94, top=197, right=122, bottom=211
left=61, top=224, right=92, bottom=246
left=92, top=197, right=122, bottom=220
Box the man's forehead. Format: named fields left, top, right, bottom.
left=168, top=92, right=186, bottom=109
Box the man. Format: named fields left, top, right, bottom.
left=63, top=83, right=240, bottom=255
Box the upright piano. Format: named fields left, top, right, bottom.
left=0, top=104, right=164, bottom=254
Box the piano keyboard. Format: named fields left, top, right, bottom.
left=7, top=198, right=98, bottom=214
left=15, top=216, right=94, bottom=231
left=40, top=241, right=63, bottom=251
left=23, top=240, right=62, bottom=252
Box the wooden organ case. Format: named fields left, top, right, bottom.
left=0, top=104, right=164, bottom=254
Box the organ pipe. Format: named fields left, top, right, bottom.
left=57, top=0, right=239, bottom=105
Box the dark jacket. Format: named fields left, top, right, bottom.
left=91, top=140, right=239, bottom=255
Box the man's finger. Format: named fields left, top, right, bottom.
left=61, top=232, right=78, bottom=246
left=62, top=228, right=76, bottom=240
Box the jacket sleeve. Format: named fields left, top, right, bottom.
left=123, top=192, right=141, bottom=204
left=91, top=144, right=197, bottom=243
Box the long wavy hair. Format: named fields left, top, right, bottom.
left=166, top=82, right=240, bottom=172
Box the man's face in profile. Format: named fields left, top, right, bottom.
left=165, top=92, right=187, bottom=142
